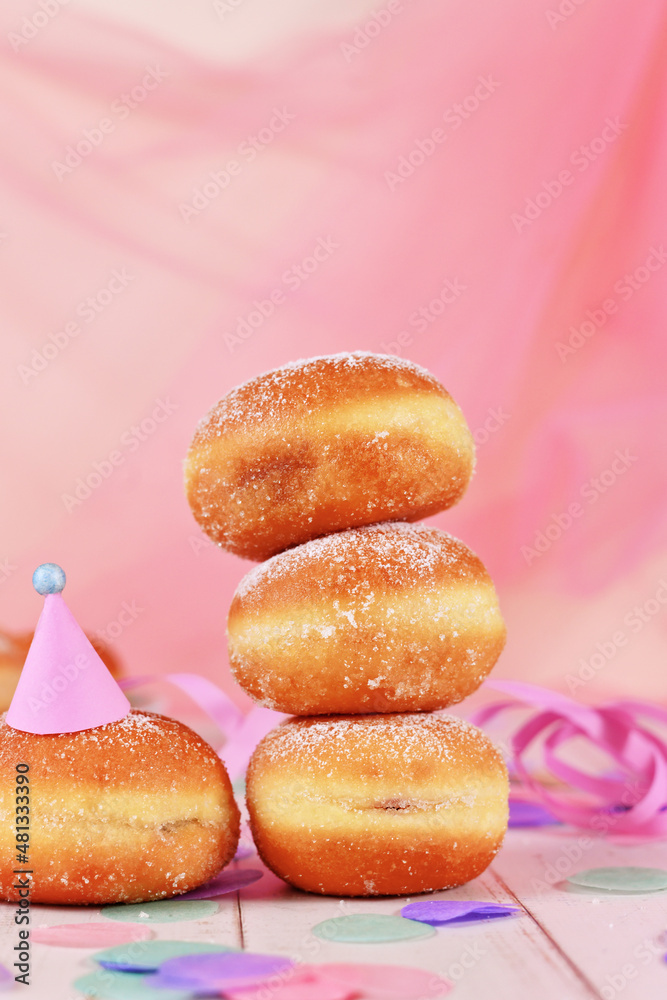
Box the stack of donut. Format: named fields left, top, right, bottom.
left=186, top=351, right=509, bottom=896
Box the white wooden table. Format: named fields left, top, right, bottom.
left=2, top=828, right=667, bottom=999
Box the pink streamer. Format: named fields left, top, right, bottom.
left=119, top=673, right=285, bottom=779
left=474, top=681, right=667, bottom=836
left=119, top=673, right=243, bottom=735
left=220, top=705, right=289, bottom=780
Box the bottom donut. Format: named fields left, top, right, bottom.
left=246, top=713, right=508, bottom=897
left=0, top=710, right=240, bottom=905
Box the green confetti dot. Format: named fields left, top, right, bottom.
left=568, top=867, right=667, bottom=893
left=93, top=939, right=236, bottom=972
left=312, top=914, right=435, bottom=943
left=101, top=900, right=218, bottom=923
left=73, top=968, right=191, bottom=1000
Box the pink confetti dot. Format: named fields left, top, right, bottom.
left=316, top=963, right=453, bottom=999
left=31, top=923, right=154, bottom=947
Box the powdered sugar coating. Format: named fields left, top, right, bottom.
left=246, top=713, right=509, bottom=896
left=192, top=352, right=443, bottom=437
left=234, top=522, right=477, bottom=603
left=185, top=352, right=474, bottom=560
left=228, top=523, right=506, bottom=715
left=0, top=709, right=220, bottom=784
left=0, top=710, right=239, bottom=905
left=254, top=713, right=500, bottom=774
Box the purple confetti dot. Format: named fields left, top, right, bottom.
left=509, top=799, right=560, bottom=827
left=401, top=900, right=520, bottom=925
left=174, top=868, right=263, bottom=900
left=152, top=952, right=294, bottom=992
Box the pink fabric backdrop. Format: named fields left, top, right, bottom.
left=1, top=0, right=666, bottom=710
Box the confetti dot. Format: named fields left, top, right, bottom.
left=226, top=965, right=354, bottom=1000
left=152, top=952, right=294, bottom=992
left=508, top=800, right=560, bottom=827
left=312, top=914, right=435, bottom=943
left=401, top=900, right=520, bottom=925
left=73, top=969, right=190, bottom=1000
left=316, top=962, right=452, bottom=999
left=0, top=963, right=12, bottom=992
left=234, top=842, right=256, bottom=861
left=567, top=867, right=667, bottom=893
left=101, top=900, right=218, bottom=923
left=32, top=923, right=153, bottom=947
left=94, top=940, right=237, bottom=973
left=176, top=868, right=262, bottom=900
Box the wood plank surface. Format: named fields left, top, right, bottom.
left=1, top=830, right=666, bottom=999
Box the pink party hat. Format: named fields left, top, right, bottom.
left=5, top=563, right=131, bottom=735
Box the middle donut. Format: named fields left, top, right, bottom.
left=228, top=522, right=506, bottom=715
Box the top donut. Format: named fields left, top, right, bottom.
left=185, top=352, right=475, bottom=560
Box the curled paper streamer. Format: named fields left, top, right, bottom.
left=474, top=681, right=667, bottom=836
left=119, top=674, right=286, bottom=779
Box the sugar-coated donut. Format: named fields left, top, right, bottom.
left=185, top=352, right=475, bottom=561
left=228, top=522, right=506, bottom=715
left=0, top=710, right=239, bottom=905
left=247, top=714, right=508, bottom=896
left=0, top=629, right=121, bottom=713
